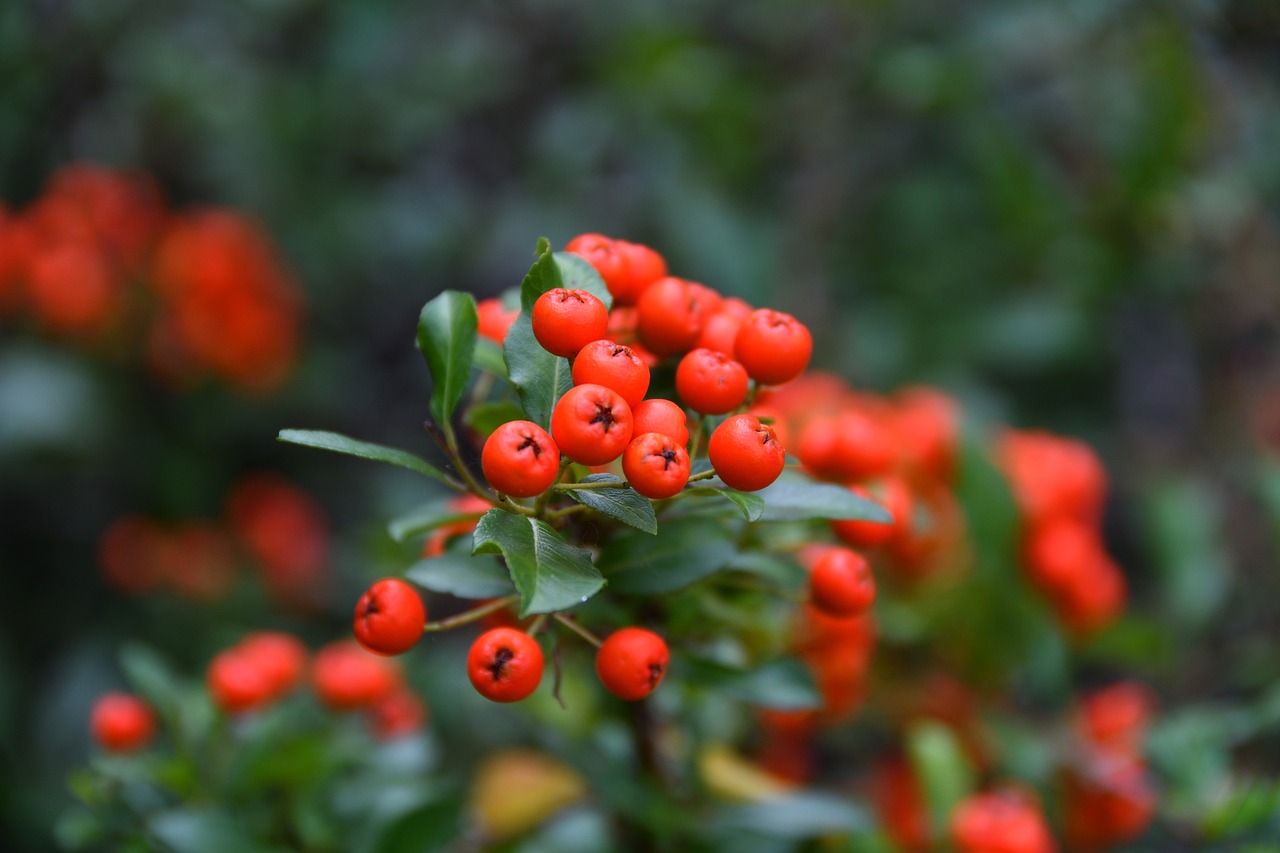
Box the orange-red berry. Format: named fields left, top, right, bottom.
left=734, top=309, right=812, bottom=386
left=550, top=384, right=634, bottom=466
left=708, top=414, right=786, bottom=492
left=353, top=577, right=427, bottom=656
left=675, top=347, right=750, bottom=415
left=481, top=420, right=561, bottom=498
left=809, top=548, right=876, bottom=616
left=90, top=692, right=156, bottom=752
left=571, top=339, right=650, bottom=408
left=595, top=627, right=670, bottom=701
left=467, top=627, right=544, bottom=703
left=623, top=432, right=691, bottom=499
left=531, top=287, right=608, bottom=358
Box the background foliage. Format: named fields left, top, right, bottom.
left=2, top=0, right=1279, bottom=850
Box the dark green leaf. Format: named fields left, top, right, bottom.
left=563, top=474, right=658, bottom=534
left=681, top=656, right=821, bottom=710
left=405, top=546, right=516, bottom=599
left=464, top=400, right=527, bottom=439
left=686, top=487, right=765, bottom=521
left=473, top=338, right=508, bottom=375
left=754, top=473, right=893, bottom=522
left=148, top=808, right=268, bottom=853
left=519, top=240, right=562, bottom=311
left=601, top=518, right=736, bottom=594
left=503, top=314, right=571, bottom=429
left=723, top=552, right=807, bottom=590
left=277, top=429, right=451, bottom=485
left=472, top=510, right=604, bottom=615
left=387, top=499, right=486, bottom=543
left=906, top=722, right=976, bottom=837
left=119, top=644, right=178, bottom=710
left=373, top=796, right=465, bottom=853
left=712, top=793, right=871, bottom=838
left=417, top=290, right=478, bottom=425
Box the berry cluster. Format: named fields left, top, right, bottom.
left=0, top=163, right=301, bottom=392
left=98, top=473, right=329, bottom=605
left=999, top=430, right=1125, bottom=634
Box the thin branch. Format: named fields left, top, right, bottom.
left=422, top=595, right=519, bottom=633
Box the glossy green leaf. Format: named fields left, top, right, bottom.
left=405, top=546, right=516, bottom=599
left=463, top=400, right=526, bottom=439
left=754, top=472, right=893, bottom=522
left=472, top=338, right=508, bottom=376
left=601, top=518, right=736, bottom=594
left=681, top=656, right=821, bottom=710
left=552, top=251, right=612, bottom=308
left=417, top=290, right=477, bottom=425
left=907, top=721, right=976, bottom=838
left=563, top=474, right=658, bottom=534
left=277, top=429, right=451, bottom=484
left=503, top=314, right=571, bottom=429
left=686, top=487, right=765, bottom=521
left=472, top=509, right=604, bottom=615
left=119, top=643, right=179, bottom=711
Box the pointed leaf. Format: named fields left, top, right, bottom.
left=907, top=721, right=977, bottom=837
left=405, top=546, right=516, bottom=599
left=754, top=472, right=894, bottom=522
left=278, top=429, right=451, bottom=484
left=519, top=240, right=564, bottom=311
left=473, top=339, right=508, bottom=376
left=563, top=474, right=658, bottom=534
left=472, top=509, right=604, bottom=615
left=504, top=313, right=571, bottom=429
left=417, top=290, right=478, bottom=425
left=686, top=487, right=765, bottom=521
left=552, top=252, right=612, bottom=308
left=464, top=401, right=527, bottom=440
left=601, top=518, right=737, bottom=594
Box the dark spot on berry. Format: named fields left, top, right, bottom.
left=647, top=661, right=665, bottom=688
left=659, top=449, right=678, bottom=470
left=609, top=344, right=629, bottom=358
left=518, top=434, right=543, bottom=457
left=487, top=646, right=514, bottom=681
left=591, top=404, right=616, bottom=431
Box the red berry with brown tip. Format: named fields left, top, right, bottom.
left=481, top=420, right=561, bottom=498
left=354, top=577, right=427, bottom=656
left=571, top=339, right=651, bottom=408
left=596, top=627, right=670, bottom=701
left=550, top=383, right=634, bottom=466
left=708, top=414, right=786, bottom=492
left=531, top=287, right=609, bottom=358
left=623, top=432, right=691, bottom=499
left=467, top=627, right=544, bottom=703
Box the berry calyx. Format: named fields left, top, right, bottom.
left=595, top=627, right=670, bottom=701
left=623, top=432, right=691, bottom=499
left=467, top=627, right=544, bottom=703
left=708, top=413, right=786, bottom=492
left=481, top=420, right=561, bottom=498
left=353, top=577, right=427, bottom=656
left=809, top=547, right=876, bottom=616
left=550, top=383, right=634, bottom=466
left=531, top=287, right=609, bottom=358
left=90, top=692, right=156, bottom=752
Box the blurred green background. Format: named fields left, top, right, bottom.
left=2, top=0, right=1279, bottom=849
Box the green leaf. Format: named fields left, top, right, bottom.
left=681, top=656, right=821, bottom=710
left=148, top=808, right=268, bottom=853
left=723, top=552, right=807, bottom=590
left=277, top=429, right=452, bottom=485
left=602, top=518, right=737, bottom=594
left=686, top=487, right=765, bottom=521
left=552, top=252, right=612, bottom=308
left=754, top=472, right=894, bottom=522
left=387, top=499, right=483, bottom=543
left=503, top=315, right=572, bottom=429
left=906, top=722, right=976, bottom=839
left=464, top=401, right=527, bottom=439
left=405, top=546, right=516, bottom=599
left=472, top=510, right=604, bottom=615
left=119, top=643, right=178, bottom=710
left=712, top=793, right=871, bottom=838
left=373, top=796, right=465, bottom=853
left=417, top=290, right=478, bottom=425
left=563, top=474, right=658, bottom=534
left=473, top=339, right=508, bottom=375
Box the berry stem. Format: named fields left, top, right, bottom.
left=551, top=479, right=632, bottom=492
left=547, top=503, right=590, bottom=521
left=687, top=469, right=718, bottom=483
left=422, top=595, right=519, bottom=633
left=552, top=612, right=603, bottom=648
left=528, top=613, right=549, bottom=636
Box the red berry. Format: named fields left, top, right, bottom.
left=207, top=646, right=276, bottom=714
left=595, top=627, right=670, bottom=701
left=951, top=791, right=1056, bottom=853
left=614, top=241, right=668, bottom=305
left=623, top=432, right=691, bottom=499
left=695, top=310, right=745, bottom=354
left=571, top=339, right=651, bottom=408
left=467, top=627, right=544, bottom=703
left=632, top=398, right=689, bottom=447
left=1078, top=682, right=1154, bottom=747
left=476, top=297, right=518, bottom=344
left=550, top=384, right=634, bottom=466
left=675, top=348, right=750, bottom=415
left=636, top=277, right=708, bottom=357
left=366, top=686, right=428, bottom=740
left=708, top=414, right=786, bottom=492
left=481, top=420, right=561, bottom=498
left=734, top=309, right=812, bottom=386
left=809, top=548, right=876, bottom=616
left=531, top=287, right=609, bottom=358
left=564, top=233, right=630, bottom=299
left=354, top=577, right=427, bottom=656
left=237, top=631, right=308, bottom=695
left=311, top=640, right=401, bottom=711
left=831, top=479, right=912, bottom=549
left=90, top=692, right=155, bottom=752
